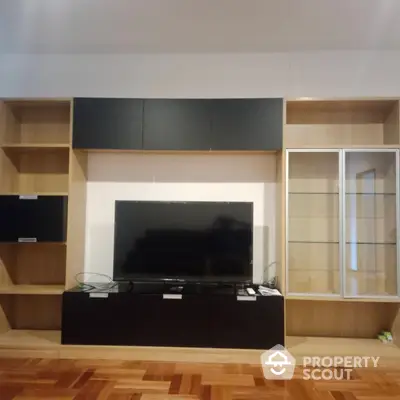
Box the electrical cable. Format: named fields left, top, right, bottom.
left=262, top=261, right=279, bottom=288
left=74, top=272, right=118, bottom=292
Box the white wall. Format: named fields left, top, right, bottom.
left=85, top=153, right=276, bottom=283
left=2, top=51, right=400, bottom=98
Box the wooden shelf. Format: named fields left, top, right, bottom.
left=1, top=192, right=69, bottom=196
left=0, top=241, right=66, bottom=245
left=0, top=329, right=60, bottom=349
left=286, top=295, right=400, bottom=303
left=2, top=143, right=69, bottom=149
left=0, top=285, right=64, bottom=295
left=1, top=144, right=70, bottom=160
left=287, top=336, right=400, bottom=365
left=286, top=144, right=400, bottom=149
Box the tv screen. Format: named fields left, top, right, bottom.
left=113, top=201, right=253, bottom=282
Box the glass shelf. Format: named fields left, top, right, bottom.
left=346, top=242, right=396, bottom=245
left=346, top=192, right=396, bottom=195
left=289, top=192, right=339, bottom=195
left=289, top=241, right=339, bottom=244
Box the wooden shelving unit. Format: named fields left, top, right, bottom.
left=0, top=96, right=399, bottom=362
left=0, top=99, right=74, bottom=336
left=283, top=99, right=400, bottom=354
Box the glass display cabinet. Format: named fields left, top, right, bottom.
left=286, top=149, right=399, bottom=299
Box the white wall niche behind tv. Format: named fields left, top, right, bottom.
left=84, top=152, right=277, bottom=283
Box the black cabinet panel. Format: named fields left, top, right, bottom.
left=143, top=100, right=212, bottom=150
left=62, top=293, right=126, bottom=345
left=210, top=99, right=283, bottom=150
left=73, top=98, right=143, bottom=149
left=210, top=296, right=284, bottom=349
left=0, top=196, right=19, bottom=242
left=131, top=295, right=211, bottom=347
left=0, top=196, right=67, bottom=243
left=18, top=196, right=68, bottom=242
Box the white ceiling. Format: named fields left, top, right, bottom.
left=1, top=0, right=400, bottom=53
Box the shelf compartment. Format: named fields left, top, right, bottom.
left=286, top=300, right=399, bottom=339
left=285, top=99, right=400, bottom=147
left=0, top=147, right=69, bottom=194
left=0, top=243, right=66, bottom=289
left=0, top=294, right=62, bottom=331
left=1, top=100, right=71, bottom=146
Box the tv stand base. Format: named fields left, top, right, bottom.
left=61, top=286, right=284, bottom=349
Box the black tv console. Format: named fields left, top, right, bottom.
left=61, top=282, right=284, bottom=349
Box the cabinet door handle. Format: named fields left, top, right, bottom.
left=19, top=195, right=38, bottom=200
left=237, top=295, right=257, bottom=301
left=163, top=294, right=182, bottom=300
left=89, top=293, right=108, bottom=299
left=18, top=238, right=37, bottom=243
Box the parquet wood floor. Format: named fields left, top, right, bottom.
left=0, top=358, right=399, bottom=399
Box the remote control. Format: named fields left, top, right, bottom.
left=246, top=288, right=256, bottom=295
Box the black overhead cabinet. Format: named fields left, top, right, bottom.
left=0, top=196, right=68, bottom=243
left=73, top=98, right=143, bottom=150
left=72, top=98, right=283, bottom=151
left=210, top=99, right=283, bottom=150
left=143, top=100, right=212, bottom=150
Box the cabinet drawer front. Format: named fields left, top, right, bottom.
left=210, top=99, right=283, bottom=150
left=0, top=196, right=68, bottom=243
left=0, top=196, right=19, bottom=241
left=19, top=196, right=67, bottom=242
left=73, top=98, right=143, bottom=149
left=143, top=99, right=212, bottom=150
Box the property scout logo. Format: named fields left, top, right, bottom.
left=261, top=345, right=380, bottom=380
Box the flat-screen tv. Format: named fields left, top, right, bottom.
left=113, top=201, right=253, bottom=283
